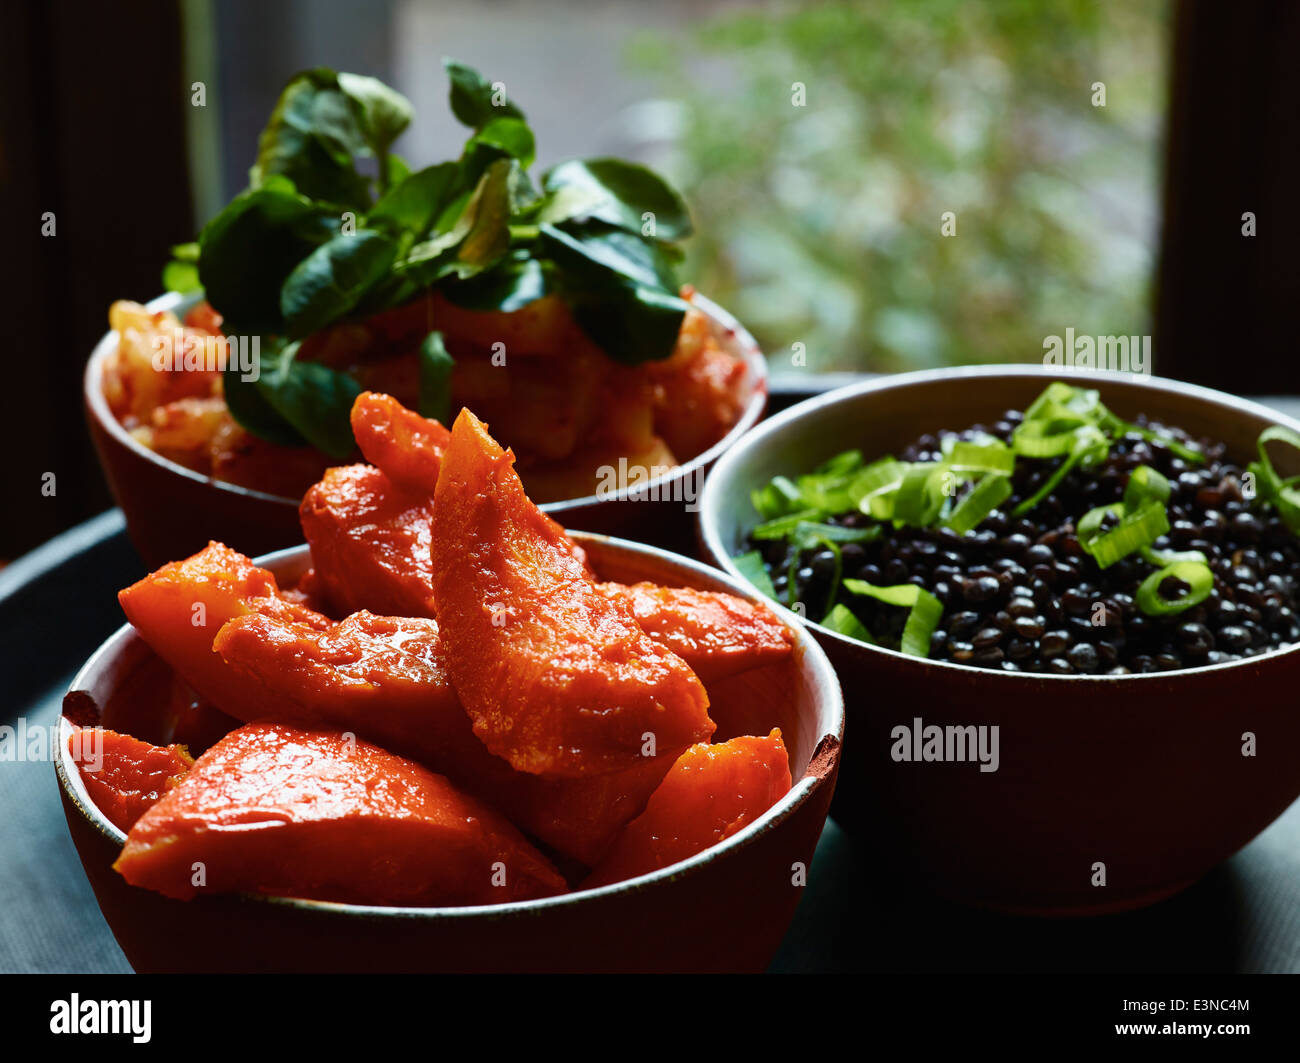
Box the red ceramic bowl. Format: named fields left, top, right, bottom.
left=85, top=293, right=768, bottom=568
left=55, top=533, right=842, bottom=973
left=699, top=366, right=1300, bottom=916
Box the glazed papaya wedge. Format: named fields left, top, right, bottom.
left=118, top=542, right=332, bottom=717
left=114, top=721, right=567, bottom=905
left=215, top=610, right=681, bottom=865
left=69, top=727, right=194, bottom=833
left=431, top=409, right=714, bottom=777
left=299, top=464, right=436, bottom=618
left=350, top=391, right=450, bottom=495
left=212, top=610, right=464, bottom=748
left=595, top=582, right=793, bottom=683
left=582, top=730, right=793, bottom=889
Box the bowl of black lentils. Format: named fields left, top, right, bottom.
left=699, top=366, right=1300, bottom=915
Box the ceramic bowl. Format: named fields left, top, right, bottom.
left=85, top=293, right=767, bottom=567
left=698, top=365, right=1300, bottom=916
left=56, top=533, right=842, bottom=972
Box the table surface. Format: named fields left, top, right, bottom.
left=4, top=384, right=1300, bottom=973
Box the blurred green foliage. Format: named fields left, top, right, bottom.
left=629, top=0, right=1168, bottom=374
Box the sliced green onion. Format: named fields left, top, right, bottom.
left=751, top=476, right=804, bottom=520
left=945, top=438, right=1016, bottom=475
left=1123, top=464, right=1171, bottom=508
left=1140, top=545, right=1208, bottom=567
left=891, top=462, right=950, bottom=526
left=815, top=449, right=865, bottom=477
left=1012, top=425, right=1109, bottom=516
left=842, top=579, right=943, bottom=658
left=1135, top=560, right=1214, bottom=616
left=733, top=550, right=777, bottom=600
left=1250, top=425, right=1300, bottom=533
left=1024, top=382, right=1101, bottom=422
left=788, top=521, right=881, bottom=546
left=852, top=458, right=908, bottom=518
left=751, top=509, right=824, bottom=540
left=1078, top=498, right=1169, bottom=568
left=1012, top=417, right=1090, bottom=458
left=943, top=473, right=1012, bottom=536
left=821, top=603, right=875, bottom=643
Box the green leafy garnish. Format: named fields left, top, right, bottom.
left=168, top=60, right=695, bottom=454
left=1135, top=560, right=1214, bottom=617
left=842, top=580, right=943, bottom=658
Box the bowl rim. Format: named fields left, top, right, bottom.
left=56, top=531, right=844, bottom=921
left=84, top=290, right=769, bottom=512
left=699, top=363, right=1300, bottom=683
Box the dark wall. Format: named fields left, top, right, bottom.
left=1, top=0, right=194, bottom=558
left=1155, top=0, right=1300, bottom=393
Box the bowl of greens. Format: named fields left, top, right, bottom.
left=86, top=62, right=765, bottom=567
left=698, top=366, right=1300, bottom=915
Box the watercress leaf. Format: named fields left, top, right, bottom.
left=467, top=116, right=535, bottom=169
left=384, top=151, right=411, bottom=189
left=280, top=229, right=398, bottom=338
left=444, top=59, right=524, bottom=128
left=198, top=177, right=338, bottom=335
left=542, top=157, right=693, bottom=240
left=222, top=358, right=305, bottom=448
left=440, top=253, right=551, bottom=312
left=566, top=280, right=689, bottom=366
left=539, top=221, right=679, bottom=289
left=368, top=162, right=460, bottom=236
left=400, top=159, right=513, bottom=283
left=336, top=72, right=413, bottom=157
left=417, top=330, right=455, bottom=424
left=255, top=341, right=362, bottom=459
left=250, top=68, right=372, bottom=209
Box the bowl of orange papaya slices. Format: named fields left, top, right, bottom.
left=56, top=393, right=842, bottom=973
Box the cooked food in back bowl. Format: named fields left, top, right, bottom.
left=735, top=382, right=1300, bottom=675
left=97, top=62, right=756, bottom=507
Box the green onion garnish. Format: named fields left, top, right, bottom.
left=821, top=603, right=875, bottom=643
left=943, top=473, right=1012, bottom=536
left=1248, top=425, right=1300, bottom=533
left=1135, top=560, right=1214, bottom=616
left=946, top=437, right=1016, bottom=476
left=732, top=550, right=777, bottom=599
left=1078, top=498, right=1169, bottom=569
left=751, top=509, right=824, bottom=540
left=891, top=462, right=950, bottom=527
left=841, top=580, right=943, bottom=658
left=751, top=477, right=804, bottom=520
left=1012, top=424, right=1108, bottom=515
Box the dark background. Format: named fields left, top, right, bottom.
left=2, top=0, right=1297, bottom=560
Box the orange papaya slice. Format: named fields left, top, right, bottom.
left=350, top=390, right=450, bottom=495
left=582, top=730, right=793, bottom=888
left=214, top=609, right=679, bottom=865
left=113, top=721, right=566, bottom=906
left=69, top=727, right=193, bottom=832
left=212, top=610, right=463, bottom=746
left=431, top=409, right=714, bottom=777
left=118, top=543, right=331, bottom=717
left=595, top=582, right=793, bottom=683
left=299, top=464, right=436, bottom=618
